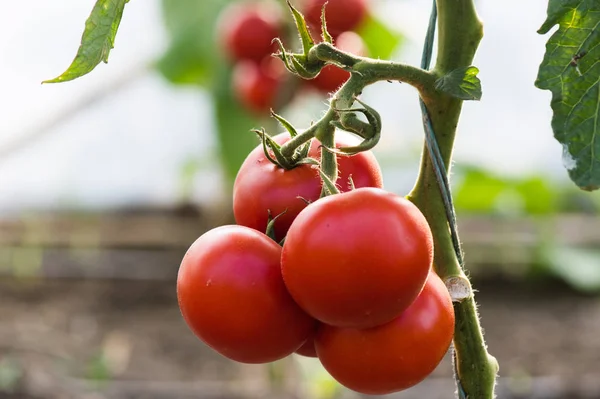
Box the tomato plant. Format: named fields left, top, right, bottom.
left=281, top=187, right=433, bottom=328
left=233, top=132, right=383, bottom=240
left=315, top=271, right=455, bottom=395
left=46, top=0, right=600, bottom=395
left=218, top=2, right=282, bottom=62
left=177, top=225, right=315, bottom=363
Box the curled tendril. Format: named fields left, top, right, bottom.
left=324, top=98, right=382, bottom=155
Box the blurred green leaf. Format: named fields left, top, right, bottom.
left=214, top=65, right=263, bottom=182
left=87, top=354, right=111, bottom=382
left=0, top=357, right=22, bottom=392
left=455, top=167, right=560, bottom=215
left=515, top=177, right=558, bottom=215
left=535, top=0, right=600, bottom=191
left=541, top=245, right=600, bottom=293
left=44, top=0, right=129, bottom=83
left=356, top=14, right=403, bottom=59
left=435, top=66, right=482, bottom=101
left=158, top=0, right=229, bottom=85
left=454, top=168, right=509, bottom=213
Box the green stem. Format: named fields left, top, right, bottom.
left=408, top=1, right=498, bottom=398
left=316, top=111, right=338, bottom=197
left=312, top=43, right=435, bottom=93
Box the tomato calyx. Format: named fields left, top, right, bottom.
left=265, top=209, right=288, bottom=244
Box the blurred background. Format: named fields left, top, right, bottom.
left=1, top=0, right=600, bottom=398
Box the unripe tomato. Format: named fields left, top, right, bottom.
left=233, top=132, right=383, bottom=241
left=177, top=225, right=315, bottom=363
left=232, top=59, right=282, bottom=114
left=304, top=0, right=368, bottom=35
left=315, top=272, right=455, bottom=395
left=218, top=2, right=282, bottom=62
left=281, top=187, right=433, bottom=328
left=309, top=31, right=367, bottom=93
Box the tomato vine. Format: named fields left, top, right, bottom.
left=41, top=0, right=600, bottom=397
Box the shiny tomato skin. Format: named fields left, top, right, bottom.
left=281, top=187, right=433, bottom=328
left=315, top=272, right=455, bottom=395
left=233, top=132, right=383, bottom=241
left=177, top=225, right=315, bottom=364
left=304, top=0, right=368, bottom=35
left=232, top=60, right=282, bottom=114
left=309, top=31, right=366, bottom=94
left=219, top=3, right=281, bottom=62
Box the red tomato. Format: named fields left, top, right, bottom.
left=218, top=2, right=282, bottom=62
left=233, top=132, right=383, bottom=241
left=295, top=329, right=318, bottom=357
left=309, top=32, right=367, bottom=93
left=315, top=272, right=455, bottom=395
left=232, top=59, right=282, bottom=114
left=177, top=225, right=315, bottom=364
left=281, top=187, right=433, bottom=328
left=304, top=0, right=368, bottom=35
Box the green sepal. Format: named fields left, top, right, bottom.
left=265, top=209, right=288, bottom=243
left=318, top=169, right=341, bottom=196
left=287, top=0, right=314, bottom=55
left=320, top=4, right=334, bottom=44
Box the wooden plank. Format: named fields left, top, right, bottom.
left=0, top=211, right=598, bottom=248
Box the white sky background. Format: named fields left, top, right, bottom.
left=0, top=0, right=563, bottom=214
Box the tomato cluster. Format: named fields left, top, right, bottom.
left=177, top=132, right=456, bottom=395
left=218, top=0, right=370, bottom=114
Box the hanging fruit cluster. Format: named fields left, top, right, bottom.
left=177, top=131, right=455, bottom=395
left=218, top=0, right=370, bottom=114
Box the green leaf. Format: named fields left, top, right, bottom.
left=157, top=0, right=226, bottom=85
left=214, top=65, right=265, bottom=182
left=356, top=15, right=403, bottom=60
left=454, top=168, right=509, bottom=213
left=435, top=66, right=482, bottom=101
left=43, top=0, right=129, bottom=83
left=535, top=0, right=600, bottom=191
left=454, top=166, right=559, bottom=215
left=541, top=245, right=600, bottom=293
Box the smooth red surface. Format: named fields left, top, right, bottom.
left=315, top=272, right=455, bottom=395
left=232, top=60, right=282, bottom=114
left=177, top=225, right=315, bottom=363
left=281, top=187, right=433, bottom=328
left=233, top=132, right=383, bottom=241
left=309, top=31, right=367, bottom=93
left=295, top=328, right=318, bottom=357
left=219, top=3, right=281, bottom=62
left=304, top=0, right=368, bottom=35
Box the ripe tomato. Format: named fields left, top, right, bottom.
left=304, top=0, right=368, bottom=36
left=232, top=59, right=283, bottom=114
left=233, top=132, right=383, bottom=241
left=309, top=32, right=367, bottom=93
left=295, top=329, right=318, bottom=357
left=218, top=2, right=282, bottom=62
left=281, top=187, right=433, bottom=328
left=315, top=272, right=455, bottom=395
left=177, top=225, right=315, bottom=364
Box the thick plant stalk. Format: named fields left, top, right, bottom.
left=408, top=0, right=499, bottom=398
